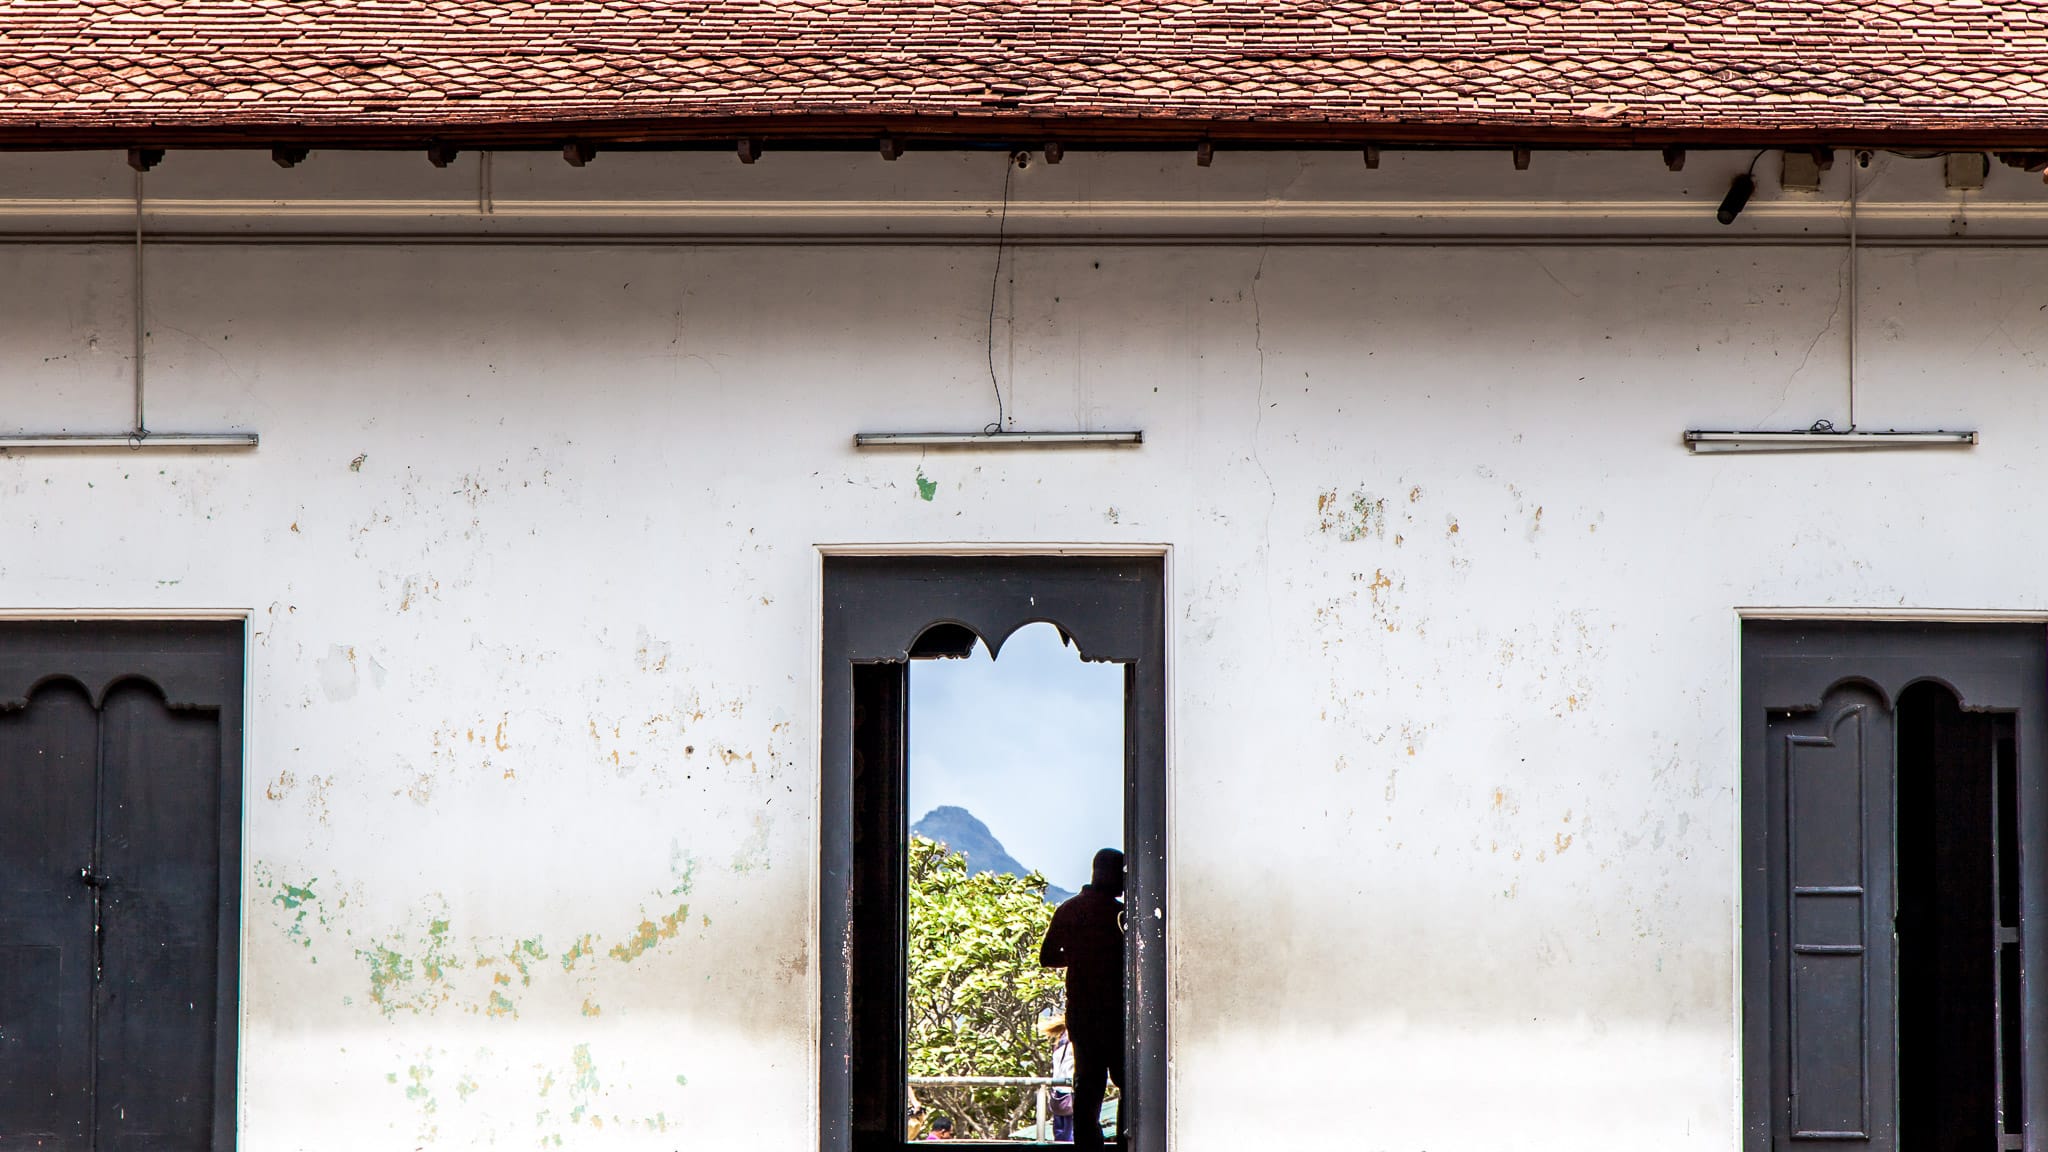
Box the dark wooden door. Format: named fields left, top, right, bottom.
left=1766, top=682, right=1896, bottom=1150
left=1744, top=622, right=2048, bottom=1152
left=0, top=622, right=242, bottom=1152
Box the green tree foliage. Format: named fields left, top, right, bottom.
left=907, top=835, right=1065, bottom=1139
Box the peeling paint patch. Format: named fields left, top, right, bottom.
left=608, top=903, right=690, bottom=963
left=568, top=1044, right=601, bottom=1124
left=401, top=762, right=434, bottom=805
left=401, top=1056, right=439, bottom=1145
left=507, top=937, right=547, bottom=985
left=667, top=842, right=698, bottom=897
left=316, top=644, right=359, bottom=701
left=581, top=997, right=602, bottom=1017
left=635, top=626, right=672, bottom=673
left=358, top=912, right=462, bottom=1016
left=1315, top=489, right=1387, bottom=541
left=423, top=918, right=456, bottom=981
left=275, top=878, right=318, bottom=909
left=731, top=811, right=772, bottom=872
left=272, top=878, right=318, bottom=949
left=914, top=468, right=937, bottom=501
left=361, top=945, right=415, bottom=1014
left=560, top=934, right=595, bottom=972
left=397, top=574, right=440, bottom=612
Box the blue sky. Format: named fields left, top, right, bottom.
left=907, top=622, right=1124, bottom=894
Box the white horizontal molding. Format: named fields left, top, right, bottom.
left=0, top=607, right=254, bottom=620
left=815, top=541, right=1172, bottom=557
left=1737, top=607, right=2048, bottom=622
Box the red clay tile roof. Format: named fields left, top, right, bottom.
left=3, top=1, right=2048, bottom=147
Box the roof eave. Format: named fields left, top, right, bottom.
left=4, top=113, right=2048, bottom=152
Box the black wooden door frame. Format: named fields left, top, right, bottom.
left=1741, top=618, right=2048, bottom=1151
left=818, top=549, right=1170, bottom=1152
left=0, top=613, right=247, bottom=1151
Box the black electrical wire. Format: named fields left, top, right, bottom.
left=984, top=155, right=1017, bottom=435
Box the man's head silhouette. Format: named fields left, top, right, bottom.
left=1090, top=848, right=1125, bottom=896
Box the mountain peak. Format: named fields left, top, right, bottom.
left=912, top=806, right=1073, bottom=904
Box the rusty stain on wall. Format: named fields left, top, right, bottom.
left=607, top=904, right=692, bottom=963
left=1315, top=489, right=1387, bottom=541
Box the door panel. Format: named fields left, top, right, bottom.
left=1772, top=686, right=1893, bottom=1148
left=0, top=683, right=97, bottom=1149
left=96, top=683, right=220, bottom=1152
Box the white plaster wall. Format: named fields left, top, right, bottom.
left=1, top=149, right=2041, bottom=1150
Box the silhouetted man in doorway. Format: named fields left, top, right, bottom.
left=1039, top=848, right=1125, bottom=1150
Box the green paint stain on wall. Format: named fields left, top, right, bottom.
left=508, top=937, right=547, bottom=986
left=357, top=909, right=462, bottom=1016
left=914, top=468, right=936, bottom=501
left=565, top=1041, right=598, bottom=1123
left=560, top=935, right=595, bottom=972
left=675, top=1074, right=688, bottom=1087
left=607, top=904, right=690, bottom=963
left=273, top=879, right=318, bottom=949
left=419, top=919, right=461, bottom=984
left=667, top=843, right=697, bottom=896
left=405, top=1065, right=433, bottom=1105
left=275, top=879, right=318, bottom=909
left=572, top=1044, right=600, bottom=1097
left=360, top=946, right=415, bottom=1014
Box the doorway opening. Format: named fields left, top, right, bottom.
left=905, top=622, right=1124, bottom=1143
left=821, top=554, right=1165, bottom=1152
left=1894, top=681, right=2024, bottom=1149
left=1742, top=620, right=2046, bottom=1152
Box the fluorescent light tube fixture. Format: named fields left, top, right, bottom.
left=0, top=433, right=260, bottom=451
left=1685, top=429, right=1976, bottom=454
left=854, top=430, right=1142, bottom=448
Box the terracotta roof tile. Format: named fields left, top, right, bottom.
left=2, top=0, right=2046, bottom=142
